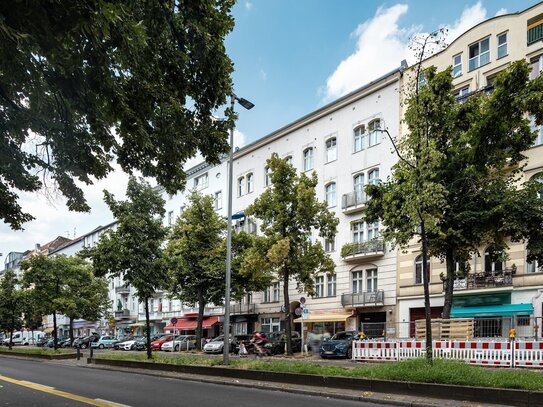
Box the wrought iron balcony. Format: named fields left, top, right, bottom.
left=341, top=191, right=367, bottom=214
left=443, top=270, right=513, bottom=292
left=114, top=309, right=131, bottom=319
left=115, top=286, right=130, bottom=294
left=230, top=303, right=256, bottom=315
left=341, top=290, right=384, bottom=307
left=341, top=239, right=385, bottom=262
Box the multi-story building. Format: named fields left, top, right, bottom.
left=160, top=67, right=402, bottom=339
left=396, top=2, right=543, bottom=338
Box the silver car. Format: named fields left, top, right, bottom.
left=161, top=335, right=196, bottom=352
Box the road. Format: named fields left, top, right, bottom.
left=0, top=357, right=385, bottom=407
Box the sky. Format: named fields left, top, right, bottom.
left=0, top=0, right=539, bottom=262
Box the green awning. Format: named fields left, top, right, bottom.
left=451, top=303, right=533, bottom=318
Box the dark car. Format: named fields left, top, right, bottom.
left=47, top=337, right=72, bottom=348
left=264, top=331, right=302, bottom=355
left=320, top=331, right=358, bottom=359
left=134, top=335, right=160, bottom=351
left=73, top=333, right=99, bottom=349
left=36, top=335, right=50, bottom=347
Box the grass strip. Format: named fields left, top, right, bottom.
left=95, top=354, right=543, bottom=391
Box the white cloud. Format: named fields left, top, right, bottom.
left=245, top=1, right=253, bottom=11
left=445, top=2, right=487, bottom=44
left=495, top=8, right=508, bottom=17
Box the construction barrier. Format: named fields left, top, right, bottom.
left=352, top=340, right=542, bottom=368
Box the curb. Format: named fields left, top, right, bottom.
left=88, top=358, right=543, bottom=407
left=0, top=350, right=77, bottom=360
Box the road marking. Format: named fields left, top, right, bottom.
left=95, top=399, right=131, bottom=407
left=0, top=374, right=122, bottom=406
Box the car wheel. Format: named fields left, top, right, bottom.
left=346, top=347, right=352, bottom=359
left=99, top=344, right=105, bottom=349
left=175, top=345, right=179, bottom=351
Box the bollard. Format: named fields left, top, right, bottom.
left=77, top=347, right=81, bottom=361
left=90, top=346, right=93, bottom=359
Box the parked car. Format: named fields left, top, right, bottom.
left=150, top=334, right=174, bottom=351
left=74, top=333, right=100, bottom=349
left=134, top=335, right=160, bottom=351
left=117, top=336, right=144, bottom=351
left=47, top=337, right=72, bottom=348
left=161, top=335, right=196, bottom=352
left=264, top=331, right=302, bottom=355
left=91, top=335, right=119, bottom=349
left=114, top=336, right=135, bottom=350
left=202, top=335, right=235, bottom=354
left=36, top=335, right=50, bottom=347
left=2, top=331, right=45, bottom=346
left=319, top=331, right=358, bottom=359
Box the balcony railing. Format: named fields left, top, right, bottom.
left=341, top=191, right=367, bottom=213
left=114, top=309, right=131, bottom=319
left=341, top=290, right=384, bottom=307
left=443, top=270, right=513, bottom=292
left=230, top=303, right=256, bottom=315
left=341, top=239, right=385, bottom=261
left=115, top=286, right=130, bottom=294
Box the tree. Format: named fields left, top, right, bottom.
left=85, top=177, right=168, bottom=359
left=0, top=0, right=235, bottom=230
left=0, top=270, right=25, bottom=349
left=245, top=153, right=338, bottom=355
left=166, top=191, right=269, bottom=350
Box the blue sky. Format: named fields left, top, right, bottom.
left=0, top=0, right=539, bottom=258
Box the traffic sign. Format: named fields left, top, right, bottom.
left=170, top=317, right=178, bottom=326
left=300, top=296, right=306, bottom=304
left=294, top=307, right=303, bottom=316
left=303, top=308, right=309, bottom=315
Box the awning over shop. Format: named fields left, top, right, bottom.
left=129, top=322, right=145, bottom=327
left=294, top=313, right=352, bottom=323
left=164, top=316, right=220, bottom=331
left=450, top=303, right=533, bottom=318
left=43, top=327, right=54, bottom=334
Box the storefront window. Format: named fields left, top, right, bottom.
left=261, top=317, right=281, bottom=333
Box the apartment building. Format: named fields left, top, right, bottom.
left=160, top=68, right=402, bottom=338
left=396, top=2, right=543, bottom=338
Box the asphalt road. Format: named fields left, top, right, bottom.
left=0, top=357, right=385, bottom=407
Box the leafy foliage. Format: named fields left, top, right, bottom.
left=245, top=153, right=338, bottom=355
left=0, top=0, right=235, bottom=229
left=0, top=270, right=25, bottom=349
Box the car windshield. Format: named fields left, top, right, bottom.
left=211, top=336, right=224, bottom=342
left=157, top=335, right=171, bottom=341
left=331, top=332, right=352, bottom=341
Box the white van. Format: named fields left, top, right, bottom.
left=6, top=331, right=45, bottom=346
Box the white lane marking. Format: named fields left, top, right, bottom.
left=95, top=398, right=132, bottom=407
left=20, top=380, right=55, bottom=389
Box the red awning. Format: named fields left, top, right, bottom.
left=165, top=316, right=220, bottom=331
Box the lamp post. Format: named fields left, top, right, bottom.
left=224, top=94, right=254, bottom=365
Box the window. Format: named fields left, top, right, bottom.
left=484, top=246, right=504, bottom=275
left=214, top=191, right=222, bottom=210
left=368, top=169, right=380, bottom=186
left=368, top=120, right=381, bottom=146
left=314, top=276, right=324, bottom=298
left=417, top=71, right=427, bottom=90
left=517, top=316, right=531, bottom=326
left=367, top=222, right=379, bottom=240
left=303, top=148, right=314, bottom=171
left=354, top=125, right=365, bottom=152
left=324, top=238, right=335, bottom=252
left=527, top=258, right=543, bottom=273
left=325, top=137, right=337, bottom=163
left=325, top=183, right=336, bottom=208
left=352, top=271, right=364, bottom=293
left=453, top=86, right=470, bottom=103
left=497, top=32, right=507, bottom=59
left=527, top=15, right=543, bottom=45
left=246, top=173, right=254, bottom=193
left=167, top=211, right=174, bottom=226
left=415, top=255, right=430, bottom=284
left=530, top=117, right=543, bottom=147
left=272, top=282, right=280, bottom=302
left=452, top=54, right=462, bottom=78
left=352, top=221, right=364, bottom=243
left=264, top=166, right=272, bottom=187
left=354, top=174, right=365, bottom=201
left=194, top=173, right=209, bottom=190
left=238, top=177, right=244, bottom=196
left=531, top=55, right=543, bottom=80
left=366, top=269, right=378, bottom=292
left=261, top=317, right=281, bottom=333
left=327, top=274, right=336, bottom=297
left=468, top=37, right=490, bottom=71
left=263, top=286, right=271, bottom=303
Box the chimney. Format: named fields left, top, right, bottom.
left=35, top=243, right=41, bottom=251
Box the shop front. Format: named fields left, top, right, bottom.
left=163, top=315, right=221, bottom=339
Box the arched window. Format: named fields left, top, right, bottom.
left=368, top=119, right=381, bottom=146
left=369, top=169, right=380, bottom=186
left=325, top=183, right=336, bottom=208
left=237, top=176, right=245, bottom=197
left=264, top=166, right=272, bottom=187
left=303, top=148, right=314, bottom=171
left=325, top=137, right=337, bottom=163
left=354, top=125, right=365, bottom=153
left=246, top=173, right=254, bottom=193
left=415, top=254, right=430, bottom=284
left=484, top=246, right=504, bottom=275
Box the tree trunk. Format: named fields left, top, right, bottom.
left=442, top=248, right=455, bottom=319
left=196, top=289, right=205, bottom=351
left=420, top=223, right=433, bottom=363
left=8, top=329, right=13, bottom=350
left=283, top=268, right=292, bottom=356
left=145, top=297, right=152, bottom=360
left=69, top=317, right=74, bottom=344
left=53, top=312, right=58, bottom=351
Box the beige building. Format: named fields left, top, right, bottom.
left=396, top=2, right=543, bottom=339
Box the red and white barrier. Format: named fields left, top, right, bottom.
left=397, top=340, right=425, bottom=360
left=449, top=341, right=512, bottom=367
left=352, top=341, right=397, bottom=361
left=514, top=341, right=543, bottom=368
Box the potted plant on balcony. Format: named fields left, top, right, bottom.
left=340, top=243, right=357, bottom=258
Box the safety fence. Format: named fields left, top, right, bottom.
left=352, top=340, right=543, bottom=368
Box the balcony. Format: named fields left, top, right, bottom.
left=341, top=290, right=384, bottom=308
left=114, top=309, right=131, bottom=319
left=115, top=286, right=130, bottom=294
left=341, top=191, right=367, bottom=214
left=341, top=239, right=385, bottom=262
left=230, top=303, right=256, bottom=315
left=443, top=271, right=513, bottom=292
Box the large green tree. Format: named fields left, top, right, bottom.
left=85, top=177, right=168, bottom=359
left=0, top=0, right=235, bottom=230
left=0, top=270, right=25, bottom=349
left=166, top=191, right=270, bottom=350
left=245, top=153, right=338, bottom=355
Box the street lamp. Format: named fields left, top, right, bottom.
left=224, top=94, right=254, bottom=365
